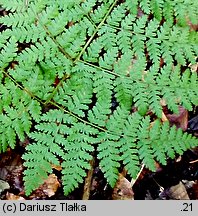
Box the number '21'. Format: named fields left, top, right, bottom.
left=182, top=203, right=192, bottom=211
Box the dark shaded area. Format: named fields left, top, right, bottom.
left=188, top=115, right=198, bottom=131
left=133, top=149, right=198, bottom=200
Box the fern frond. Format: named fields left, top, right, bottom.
left=146, top=18, right=161, bottom=64
left=174, top=0, right=198, bottom=26
left=150, top=0, right=164, bottom=20
left=106, top=4, right=126, bottom=27
left=151, top=120, right=198, bottom=163
left=116, top=30, right=133, bottom=53
left=1, top=0, right=198, bottom=196
left=163, top=0, right=174, bottom=23
left=120, top=113, right=142, bottom=177
left=22, top=142, right=59, bottom=195
left=125, top=0, right=138, bottom=15
left=97, top=137, right=120, bottom=187
left=54, top=72, right=93, bottom=117
left=9, top=63, right=55, bottom=101
left=159, top=65, right=198, bottom=113
left=121, top=13, right=136, bottom=31
left=0, top=37, right=17, bottom=69
left=0, top=0, right=26, bottom=12
left=0, top=0, right=48, bottom=27
left=23, top=109, right=98, bottom=195
left=88, top=72, right=113, bottom=126
left=98, top=26, right=117, bottom=50
left=137, top=116, right=156, bottom=171
left=97, top=107, right=129, bottom=186
left=90, top=0, right=114, bottom=24
left=0, top=79, right=41, bottom=152
left=99, top=47, right=118, bottom=70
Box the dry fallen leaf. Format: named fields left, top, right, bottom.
left=29, top=174, right=60, bottom=199
left=42, top=174, right=60, bottom=197
left=192, top=180, right=198, bottom=199
left=168, top=181, right=189, bottom=200
left=51, top=164, right=62, bottom=171
left=189, top=63, right=198, bottom=72
left=160, top=99, right=167, bottom=107
left=0, top=150, right=24, bottom=193
left=166, top=106, right=188, bottom=131
left=6, top=192, right=25, bottom=200
left=112, top=173, right=134, bottom=200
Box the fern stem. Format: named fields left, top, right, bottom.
left=82, top=158, right=95, bottom=200
left=30, top=5, right=73, bottom=61
left=74, top=0, right=119, bottom=63
left=78, top=60, right=121, bottom=77
left=2, top=70, right=44, bottom=104
left=131, top=164, right=145, bottom=187
left=27, top=0, right=121, bottom=107
left=44, top=73, right=71, bottom=105
left=49, top=101, right=107, bottom=133
left=3, top=71, right=106, bottom=132
left=3, top=70, right=108, bottom=133
left=2, top=69, right=110, bottom=134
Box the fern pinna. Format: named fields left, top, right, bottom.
left=0, top=0, right=198, bottom=195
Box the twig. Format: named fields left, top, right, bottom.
left=189, top=159, right=198, bottom=164
left=161, top=111, right=168, bottom=122
left=82, top=158, right=95, bottom=200
left=131, top=164, right=145, bottom=187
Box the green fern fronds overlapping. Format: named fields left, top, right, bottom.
left=0, top=0, right=198, bottom=195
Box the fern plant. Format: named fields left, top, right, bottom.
left=0, top=0, right=198, bottom=196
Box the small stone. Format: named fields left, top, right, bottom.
left=0, top=180, right=10, bottom=194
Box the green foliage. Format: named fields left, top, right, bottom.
left=22, top=109, right=98, bottom=195
left=0, top=0, right=198, bottom=196
left=0, top=77, right=41, bottom=152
